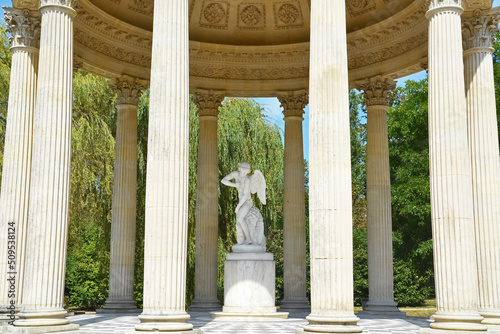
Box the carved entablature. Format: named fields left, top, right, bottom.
left=427, top=0, right=462, bottom=11
left=462, top=9, right=500, bottom=50
left=463, top=0, right=491, bottom=10
left=109, top=75, right=149, bottom=105
left=40, top=0, right=77, bottom=8
left=192, top=90, right=225, bottom=117
left=4, top=8, right=41, bottom=49
left=356, top=76, right=397, bottom=107
left=277, top=91, right=308, bottom=118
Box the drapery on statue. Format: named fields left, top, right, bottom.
left=221, top=162, right=266, bottom=249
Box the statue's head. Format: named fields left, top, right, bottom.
left=238, top=162, right=251, bottom=175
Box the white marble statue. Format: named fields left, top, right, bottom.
left=221, top=162, right=266, bottom=251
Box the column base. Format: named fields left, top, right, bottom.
left=2, top=324, right=79, bottom=333
left=358, top=299, right=405, bottom=316
left=421, top=312, right=487, bottom=332
left=420, top=330, right=493, bottom=334
left=128, top=313, right=199, bottom=333
left=481, top=310, right=500, bottom=331
left=97, top=299, right=140, bottom=313
left=188, top=298, right=221, bottom=312
left=297, top=313, right=363, bottom=334
left=125, top=329, right=200, bottom=334
left=279, top=297, right=310, bottom=312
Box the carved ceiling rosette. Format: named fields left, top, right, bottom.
left=192, top=90, right=225, bottom=117
left=462, top=9, right=500, bottom=50
left=109, top=75, right=149, bottom=105
left=238, top=3, right=265, bottom=30
left=4, top=8, right=41, bottom=49
left=356, top=76, right=396, bottom=107
left=277, top=91, right=308, bottom=118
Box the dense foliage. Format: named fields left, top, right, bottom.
left=0, top=24, right=11, bottom=183
left=65, top=71, right=116, bottom=308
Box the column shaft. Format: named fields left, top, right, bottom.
left=103, top=103, right=139, bottom=312
left=423, top=1, right=485, bottom=332
left=134, top=0, right=198, bottom=332
left=366, top=105, right=397, bottom=309
left=0, top=8, right=40, bottom=322
left=300, top=0, right=361, bottom=332
left=357, top=77, right=400, bottom=316
left=190, top=91, right=223, bottom=312
left=463, top=9, right=500, bottom=329
left=278, top=92, right=308, bottom=312
left=9, top=1, right=80, bottom=332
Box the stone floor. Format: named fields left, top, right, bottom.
left=56, top=311, right=432, bottom=333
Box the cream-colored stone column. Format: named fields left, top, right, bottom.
left=357, top=77, right=401, bottom=316
left=277, top=91, right=309, bottom=312
left=422, top=0, right=486, bottom=332
left=101, top=76, right=147, bottom=314
left=5, top=1, right=79, bottom=333
left=297, top=0, right=361, bottom=333
left=462, top=9, right=500, bottom=331
left=189, top=90, right=223, bottom=312
left=131, top=1, right=199, bottom=333
left=0, top=8, right=40, bottom=324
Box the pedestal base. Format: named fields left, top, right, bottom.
left=188, top=299, right=221, bottom=312
left=223, top=252, right=278, bottom=315
left=280, top=297, right=310, bottom=312
left=98, top=299, right=140, bottom=314
left=296, top=314, right=362, bottom=334
left=2, top=324, right=79, bottom=333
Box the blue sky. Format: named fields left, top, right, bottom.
left=1, top=0, right=499, bottom=160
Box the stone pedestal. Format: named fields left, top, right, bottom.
left=212, top=253, right=288, bottom=320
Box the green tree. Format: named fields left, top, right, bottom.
left=0, top=24, right=12, bottom=183
left=388, top=78, right=433, bottom=306
left=65, top=70, right=116, bottom=308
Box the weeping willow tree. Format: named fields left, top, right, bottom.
left=65, top=70, right=116, bottom=308
left=0, top=24, right=12, bottom=183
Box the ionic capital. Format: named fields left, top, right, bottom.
left=109, top=75, right=149, bottom=106
left=462, top=9, right=500, bottom=51
left=356, top=76, right=396, bottom=107
left=277, top=91, right=308, bottom=119
left=3, top=8, right=41, bottom=50
left=192, top=90, right=224, bottom=117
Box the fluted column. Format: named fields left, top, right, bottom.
left=0, top=8, right=40, bottom=325
left=298, top=0, right=361, bottom=333
left=422, top=0, right=486, bottom=332
left=5, top=1, right=79, bottom=333
left=462, top=9, right=500, bottom=331
left=357, top=77, right=401, bottom=316
left=277, top=91, right=309, bottom=312
left=101, top=76, right=147, bottom=313
left=189, top=90, right=223, bottom=312
left=132, top=1, right=198, bottom=333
